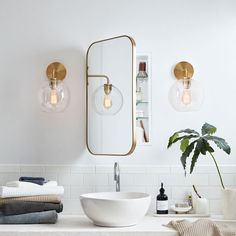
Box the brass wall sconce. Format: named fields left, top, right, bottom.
left=89, top=75, right=123, bottom=115
left=169, top=61, right=204, bottom=112
left=39, top=62, right=70, bottom=112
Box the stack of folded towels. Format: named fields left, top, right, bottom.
left=0, top=177, right=64, bottom=224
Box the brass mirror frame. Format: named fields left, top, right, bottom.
left=86, top=35, right=136, bottom=156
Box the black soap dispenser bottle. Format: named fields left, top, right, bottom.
left=156, top=182, right=168, bottom=214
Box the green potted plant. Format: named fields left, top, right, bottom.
left=167, top=123, right=235, bottom=219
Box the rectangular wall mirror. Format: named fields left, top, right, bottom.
left=86, top=35, right=136, bottom=156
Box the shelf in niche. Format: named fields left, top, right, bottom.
left=136, top=116, right=149, bottom=120
left=136, top=77, right=149, bottom=82
left=136, top=101, right=149, bottom=105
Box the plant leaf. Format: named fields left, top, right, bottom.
left=190, top=147, right=200, bottom=174
left=201, top=123, right=217, bottom=136
left=196, top=138, right=215, bottom=155
left=168, top=128, right=199, bottom=148
left=180, top=138, right=189, bottom=152
left=175, top=129, right=200, bottom=136
left=168, top=134, right=199, bottom=149
left=180, top=141, right=196, bottom=172
left=203, top=139, right=215, bottom=153
left=204, top=135, right=231, bottom=154
left=172, top=135, right=198, bottom=147
left=189, top=138, right=213, bottom=174
left=167, top=133, right=179, bottom=148
left=196, top=138, right=206, bottom=155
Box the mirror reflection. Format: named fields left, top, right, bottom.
left=86, top=36, right=136, bottom=156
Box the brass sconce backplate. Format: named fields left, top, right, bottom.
left=46, top=62, right=66, bottom=81
left=174, top=61, right=194, bottom=80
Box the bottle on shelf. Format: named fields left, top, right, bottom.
left=136, top=62, right=148, bottom=82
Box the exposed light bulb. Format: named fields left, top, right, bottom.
left=181, top=78, right=192, bottom=105
left=50, top=89, right=58, bottom=105
left=103, top=95, right=112, bottom=109
left=93, top=84, right=123, bottom=115
left=182, top=89, right=192, bottom=105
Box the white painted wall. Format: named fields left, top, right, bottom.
left=0, top=0, right=236, bottom=166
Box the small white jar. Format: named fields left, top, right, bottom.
left=192, top=194, right=209, bottom=215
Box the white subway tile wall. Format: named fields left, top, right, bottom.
left=0, top=164, right=235, bottom=215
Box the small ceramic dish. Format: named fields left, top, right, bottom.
left=171, top=204, right=192, bottom=214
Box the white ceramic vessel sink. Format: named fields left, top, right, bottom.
left=80, top=192, right=151, bottom=227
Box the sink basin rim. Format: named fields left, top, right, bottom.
left=80, top=192, right=150, bottom=202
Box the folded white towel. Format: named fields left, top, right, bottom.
left=0, top=186, right=64, bottom=198
left=44, top=181, right=58, bottom=187
left=6, top=181, right=58, bottom=188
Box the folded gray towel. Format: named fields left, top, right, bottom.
left=19, top=177, right=45, bottom=185
left=0, top=210, right=58, bottom=224
left=0, top=201, right=63, bottom=216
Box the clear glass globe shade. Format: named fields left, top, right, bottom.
left=168, top=79, right=204, bottom=112
left=38, top=81, right=70, bottom=112
left=93, top=85, right=123, bottom=115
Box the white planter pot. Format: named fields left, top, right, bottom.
left=192, top=196, right=209, bottom=215
left=222, top=188, right=236, bottom=220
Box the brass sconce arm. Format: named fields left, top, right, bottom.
left=87, top=74, right=112, bottom=94
left=87, top=74, right=110, bottom=84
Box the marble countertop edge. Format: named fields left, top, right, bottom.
left=0, top=214, right=233, bottom=236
